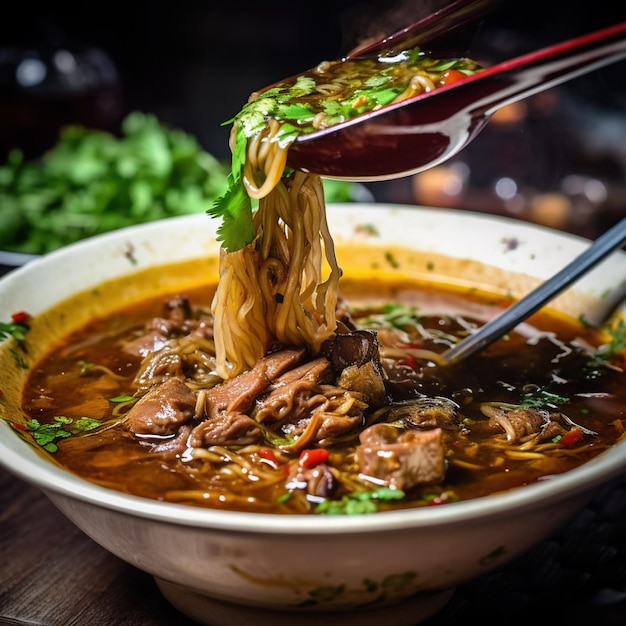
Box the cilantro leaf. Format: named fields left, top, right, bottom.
left=359, top=303, right=423, bottom=330
left=0, top=321, right=29, bottom=342
left=0, top=112, right=229, bottom=255
left=519, top=386, right=569, bottom=409
left=22, top=415, right=102, bottom=453
left=315, top=487, right=405, bottom=515
left=209, top=177, right=255, bottom=251
left=595, top=319, right=626, bottom=361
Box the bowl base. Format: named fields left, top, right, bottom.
left=155, top=578, right=454, bottom=626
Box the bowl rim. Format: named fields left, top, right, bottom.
left=1, top=204, right=625, bottom=534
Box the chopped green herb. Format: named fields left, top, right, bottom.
left=78, top=360, right=95, bottom=374
left=110, top=395, right=136, bottom=403
left=315, top=487, right=405, bottom=515
left=354, top=223, right=379, bottom=237
left=359, top=303, right=423, bottom=330
left=22, top=415, right=102, bottom=453
left=519, top=386, right=569, bottom=409
left=9, top=348, right=28, bottom=369
left=567, top=320, right=626, bottom=381
left=0, top=321, right=29, bottom=342
left=594, top=319, right=626, bottom=362
left=384, top=251, right=400, bottom=269
left=0, top=112, right=230, bottom=255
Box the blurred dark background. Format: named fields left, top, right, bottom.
left=1, top=0, right=625, bottom=236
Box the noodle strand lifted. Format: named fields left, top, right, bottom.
left=212, top=126, right=340, bottom=378
left=210, top=47, right=484, bottom=379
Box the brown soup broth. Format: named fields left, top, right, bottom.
left=20, top=277, right=626, bottom=514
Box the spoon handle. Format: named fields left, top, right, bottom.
left=442, top=217, right=626, bottom=364
left=346, top=0, right=502, bottom=59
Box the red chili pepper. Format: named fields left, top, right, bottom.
left=399, top=355, right=419, bottom=370
left=440, top=69, right=466, bottom=86
left=11, top=311, right=31, bottom=324
left=298, top=448, right=329, bottom=469
left=560, top=428, right=584, bottom=447
left=258, top=448, right=279, bottom=468
left=428, top=496, right=446, bottom=506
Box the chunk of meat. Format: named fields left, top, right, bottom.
left=124, top=377, right=196, bottom=436
left=537, top=420, right=567, bottom=442
left=321, top=329, right=381, bottom=371
left=148, top=295, right=197, bottom=336
left=253, top=358, right=333, bottom=424
left=337, top=361, right=388, bottom=408
left=480, top=404, right=596, bottom=445
left=480, top=404, right=548, bottom=442
left=147, top=424, right=193, bottom=456
left=202, top=349, right=305, bottom=419
left=123, top=294, right=213, bottom=358
left=356, top=423, right=445, bottom=490
left=281, top=393, right=365, bottom=449
left=286, top=462, right=335, bottom=498
left=123, top=329, right=170, bottom=358
left=189, top=412, right=261, bottom=446
left=381, top=397, right=459, bottom=429
left=253, top=357, right=366, bottom=449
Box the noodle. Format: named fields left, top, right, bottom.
left=210, top=47, right=485, bottom=380
left=212, top=144, right=341, bottom=378
left=18, top=46, right=625, bottom=516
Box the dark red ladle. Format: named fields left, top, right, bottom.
left=285, top=19, right=626, bottom=181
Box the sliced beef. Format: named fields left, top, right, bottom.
left=123, top=329, right=170, bottom=358
left=380, top=397, right=459, bottom=429
left=321, top=329, right=381, bottom=371
left=356, top=423, right=445, bottom=490
left=313, top=404, right=364, bottom=443
left=537, top=420, right=567, bottom=442
left=163, top=294, right=193, bottom=323
left=189, top=412, right=261, bottom=447
left=148, top=295, right=197, bottom=336
left=252, top=358, right=333, bottom=424
left=480, top=404, right=548, bottom=442
left=320, top=329, right=388, bottom=408
left=281, top=394, right=365, bottom=448
left=123, top=294, right=213, bottom=358
left=202, top=348, right=306, bottom=419
left=146, top=424, right=193, bottom=456
left=480, top=404, right=596, bottom=445
left=286, top=462, right=335, bottom=498
left=124, top=377, right=196, bottom=436
left=337, top=360, right=388, bottom=408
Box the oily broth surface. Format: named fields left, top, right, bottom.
left=19, top=277, right=626, bottom=514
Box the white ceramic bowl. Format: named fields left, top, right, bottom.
left=1, top=204, right=625, bottom=626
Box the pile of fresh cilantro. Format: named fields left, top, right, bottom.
left=0, top=112, right=230, bottom=255
left=0, top=110, right=360, bottom=256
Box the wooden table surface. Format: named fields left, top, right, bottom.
left=2, top=463, right=626, bottom=626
